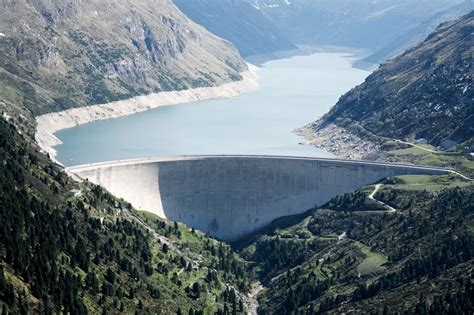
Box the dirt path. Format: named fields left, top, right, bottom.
left=392, top=139, right=441, bottom=154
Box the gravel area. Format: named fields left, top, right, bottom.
left=295, top=119, right=385, bottom=160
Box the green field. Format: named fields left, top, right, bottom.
left=383, top=174, right=473, bottom=192
left=386, top=143, right=474, bottom=178
left=354, top=241, right=388, bottom=276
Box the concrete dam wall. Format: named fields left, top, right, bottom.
left=68, top=156, right=448, bottom=241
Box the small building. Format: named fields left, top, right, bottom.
left=415, top=138, right=428, bottom=144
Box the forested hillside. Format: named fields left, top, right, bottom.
left=242, top=176, right=473, bottom=314
left=0, top=117, right=253, bottom=314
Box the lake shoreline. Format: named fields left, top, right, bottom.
left=35, top=63, right=260, bottom=164
left=246, top=44, right=373, bottom=69
left=295, top=119, right=384, bottom=161
left=49, top=49, right=372, bottom=166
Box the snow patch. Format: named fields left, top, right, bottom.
left=253, top=0, right=291, bottom=10
left=369, top=6, right=396, bottom=18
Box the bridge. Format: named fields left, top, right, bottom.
left=68, top=155, right=449, bottom=241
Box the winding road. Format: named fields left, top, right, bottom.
left=368, top=184, right=397, bottom=213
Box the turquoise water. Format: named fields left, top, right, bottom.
left=56, top=52, right=370, bottom=166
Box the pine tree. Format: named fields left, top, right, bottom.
left=1, top=304, right=8, bottom=315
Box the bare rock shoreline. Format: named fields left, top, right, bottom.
left=35, top=64, right=260, bottom=164
left=295, top=119, right=384, bottom=161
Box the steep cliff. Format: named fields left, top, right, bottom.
left=0, top=0, right=246, bottom=118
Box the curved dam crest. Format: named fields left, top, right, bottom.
left=68, top=155, right=449, bottom=241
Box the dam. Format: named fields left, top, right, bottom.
left=68, top=155, right=449, bottom=241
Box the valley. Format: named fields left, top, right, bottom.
left=52, top=50, right=368, bottom=166
left=299, top=12, right=473, bottom=176
left=0, top=1, right=472, bottom=314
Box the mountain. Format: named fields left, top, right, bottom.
left=309, top=12, right=473, bottom=149
left=1, top=1, right=472, bottom=314
left=0, top=117, right=253, bottom=314
left=5, top=102, right=471, bottom=313
left=0, top=0, right=246, bottom=120
left=252, top=0, right=464, bottom=53
left=362, top=0, right=473, bottom=65
left=173, top=0, right=296, bottom=57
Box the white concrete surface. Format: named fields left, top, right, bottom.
left=68, top=155, right=449, bottom=241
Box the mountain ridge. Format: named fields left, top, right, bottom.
left=360, top=0, right=473, bottom=65
left=252, top=0, right=463, bottom=49
left=305, top=11, right=473, bottom=150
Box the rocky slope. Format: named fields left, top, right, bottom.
left=173, top=0, right=295, bottom=57
left=301, top=12, right=473, bottom=152
left=0, top=0, right=246, bottom=120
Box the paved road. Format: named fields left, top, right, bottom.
left=67, top=154, right=450, bottom=173
left=448, top=170, right=474, bottom=181
left=368, top=184, right=397, bottom=213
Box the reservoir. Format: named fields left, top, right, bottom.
left=55, top=51, right=370, bottom=166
